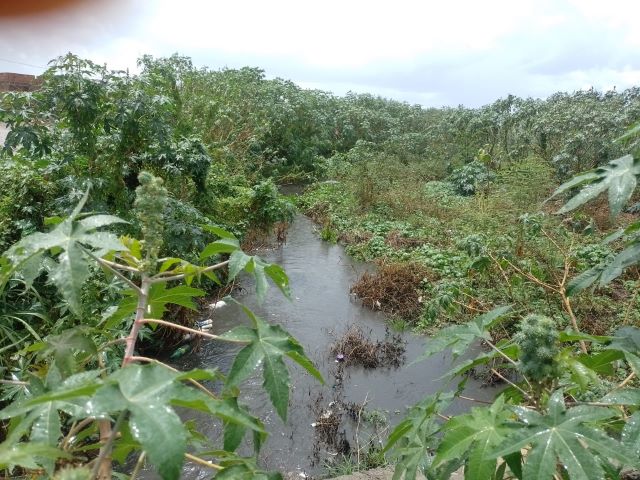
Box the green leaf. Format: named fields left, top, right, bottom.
left=50, top=242, right=89, bottom=316
left=4, top=197, right=127, bottom=316
left=549, top=171, right=600, bottom=199
left=622, top=412, right=640, bottom=457
left=78, top=214, right=128, bottom=230
left=228, top=250, right=252, bottom=281
left=89, top=364, right=187, bottom=480
left=202, top=225, right=237, bottom=240
left=222, top=304, right=323, bottom=421
left=599, top=388, right=640, bottom=405
left=600, top=243, right=640, bottom=285
left=384, top=393, right=453, bottom=480
left=0, top=441, right=70, bottom=470
left=200, top=238, right=240, bottom=260
left=262, top=353, right=290, bottom=420
left=566, top=265, right=603, bottom=296
left=608, top=326, right=640, bottom=354
left=129, top=404, right=185, bottom=480
left=435, top=396, right=511, bottom=480
left=418, top=305, right=512, bottom=362
left=625, top=352, right=640, bottom=376
left=110, top=283, right=205, bottom=326
left=556, top=154, right=640, bottom=217
left=44, top=327, right=97, bottom=377
left=492, top=390, right=638, bottom=479
left=264, top=264, right=290, bottom=298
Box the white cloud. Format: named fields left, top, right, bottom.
left=0, top=0, right=639, bottom=106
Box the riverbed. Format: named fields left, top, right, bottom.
left=162, top=215, right=497, bottom=478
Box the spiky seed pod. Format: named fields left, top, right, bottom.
left=134, top=171, right=168, bottom=273
left=514, top=314, right=560, bottom=382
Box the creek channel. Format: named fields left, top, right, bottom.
left=154, top=214, right=497, bottom=478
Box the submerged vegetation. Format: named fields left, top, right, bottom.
left=0, top=52, right=639, bottom=478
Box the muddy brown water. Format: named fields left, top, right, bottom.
left=142, top=214, right=498, bottom=478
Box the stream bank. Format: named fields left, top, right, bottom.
left=169, top=214, right=497, bottom=478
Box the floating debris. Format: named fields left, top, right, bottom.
left=208, top=300, right=227, bottom=310
left=329, top=325, right=406, bottom=369
left=195, top=318, right=213, bottom=332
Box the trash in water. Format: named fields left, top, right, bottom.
left=208, top=300, right=227, bottom=310
left=335, top=354, right=345, bottom=362
left=170, top=344, right=191, bottom=359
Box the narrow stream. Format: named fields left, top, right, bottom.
left=163, top=215, right=497, bottom=478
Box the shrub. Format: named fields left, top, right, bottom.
left=449, top=160, right=495, bottom=195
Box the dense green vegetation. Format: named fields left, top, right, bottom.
left=1, top=53, right=640, bottom=478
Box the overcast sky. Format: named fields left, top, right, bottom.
left=1, top=0, right=639, bottom=107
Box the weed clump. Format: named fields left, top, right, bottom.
left=329, top=325, right=406, bottom=369
left=350, top=261, right=430, bottom=321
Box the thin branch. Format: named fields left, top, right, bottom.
left=0, top=379, right=28, bottom=386
left=559, top=291, right=587, bottom=353
left=185, top=453, right=222, bottom=470
left=150, top=260, right=229, bottom=284
left=95, top=257, right=142, bottom=294
left=98, top=338, right=128, bottom=351
left=452, top=298, right=486, bottom=313
left=486, top=340, right=533, bottom=390
left=138, top=318, right=246, bottom=343
left=457, top=395, right=492, bottom=405
left=488, top=252, right=513, bottom=296
left=129, top=451, right=146, bottom=480
left=617, top=371, right=636, bottom=389
left=98, top=258, right=140, bottom=274
left=61, top=417, right=95, bottom=450
left=491, top=368, right=532, bottom=400
left=355, top=393, right=369, bottom=467
left=502, top=257, right=558, bottom=293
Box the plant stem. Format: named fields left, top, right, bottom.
left=560, top=291, right=587, bottom=353
left=185, top=453, right=222, bottom=470
left=91, top=410, right=127, bottom=480
left=129, top=451, right=146, bottom=480
left=149, top=260, right=229, bottom=284
left=122, top=277, right=151, bottom=366
left=60, top=417, right=94, bottom=450
left=0, top=379, right=28, bottom=386
left=138, top=318, right=247, bottom=343
left=94, top=256, right=142, bottom=294
left=491, top=368, right=532, bottom=400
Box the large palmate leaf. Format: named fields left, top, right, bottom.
left=493, top=390, right=639, bottom=480
left=2, top=190, right=127, bottom=314
left=87, top=364, right=187, bottom=480
left=418, top=305, right=512, bottom=361
left=552, top=154, right=640, bottom=217
left=222, top=303, right=323, bottom=421
left=200, top=230, right=290, bottom=301
left=86, top=364, right=266, bottom=480
left=434, top=396, right=512, bottom=480
left=383, top=393, right=453, bottom=480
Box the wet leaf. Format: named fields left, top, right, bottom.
left=492, top=390, right=639, bottom=479
left=223, top=303, right=322, bottom=421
